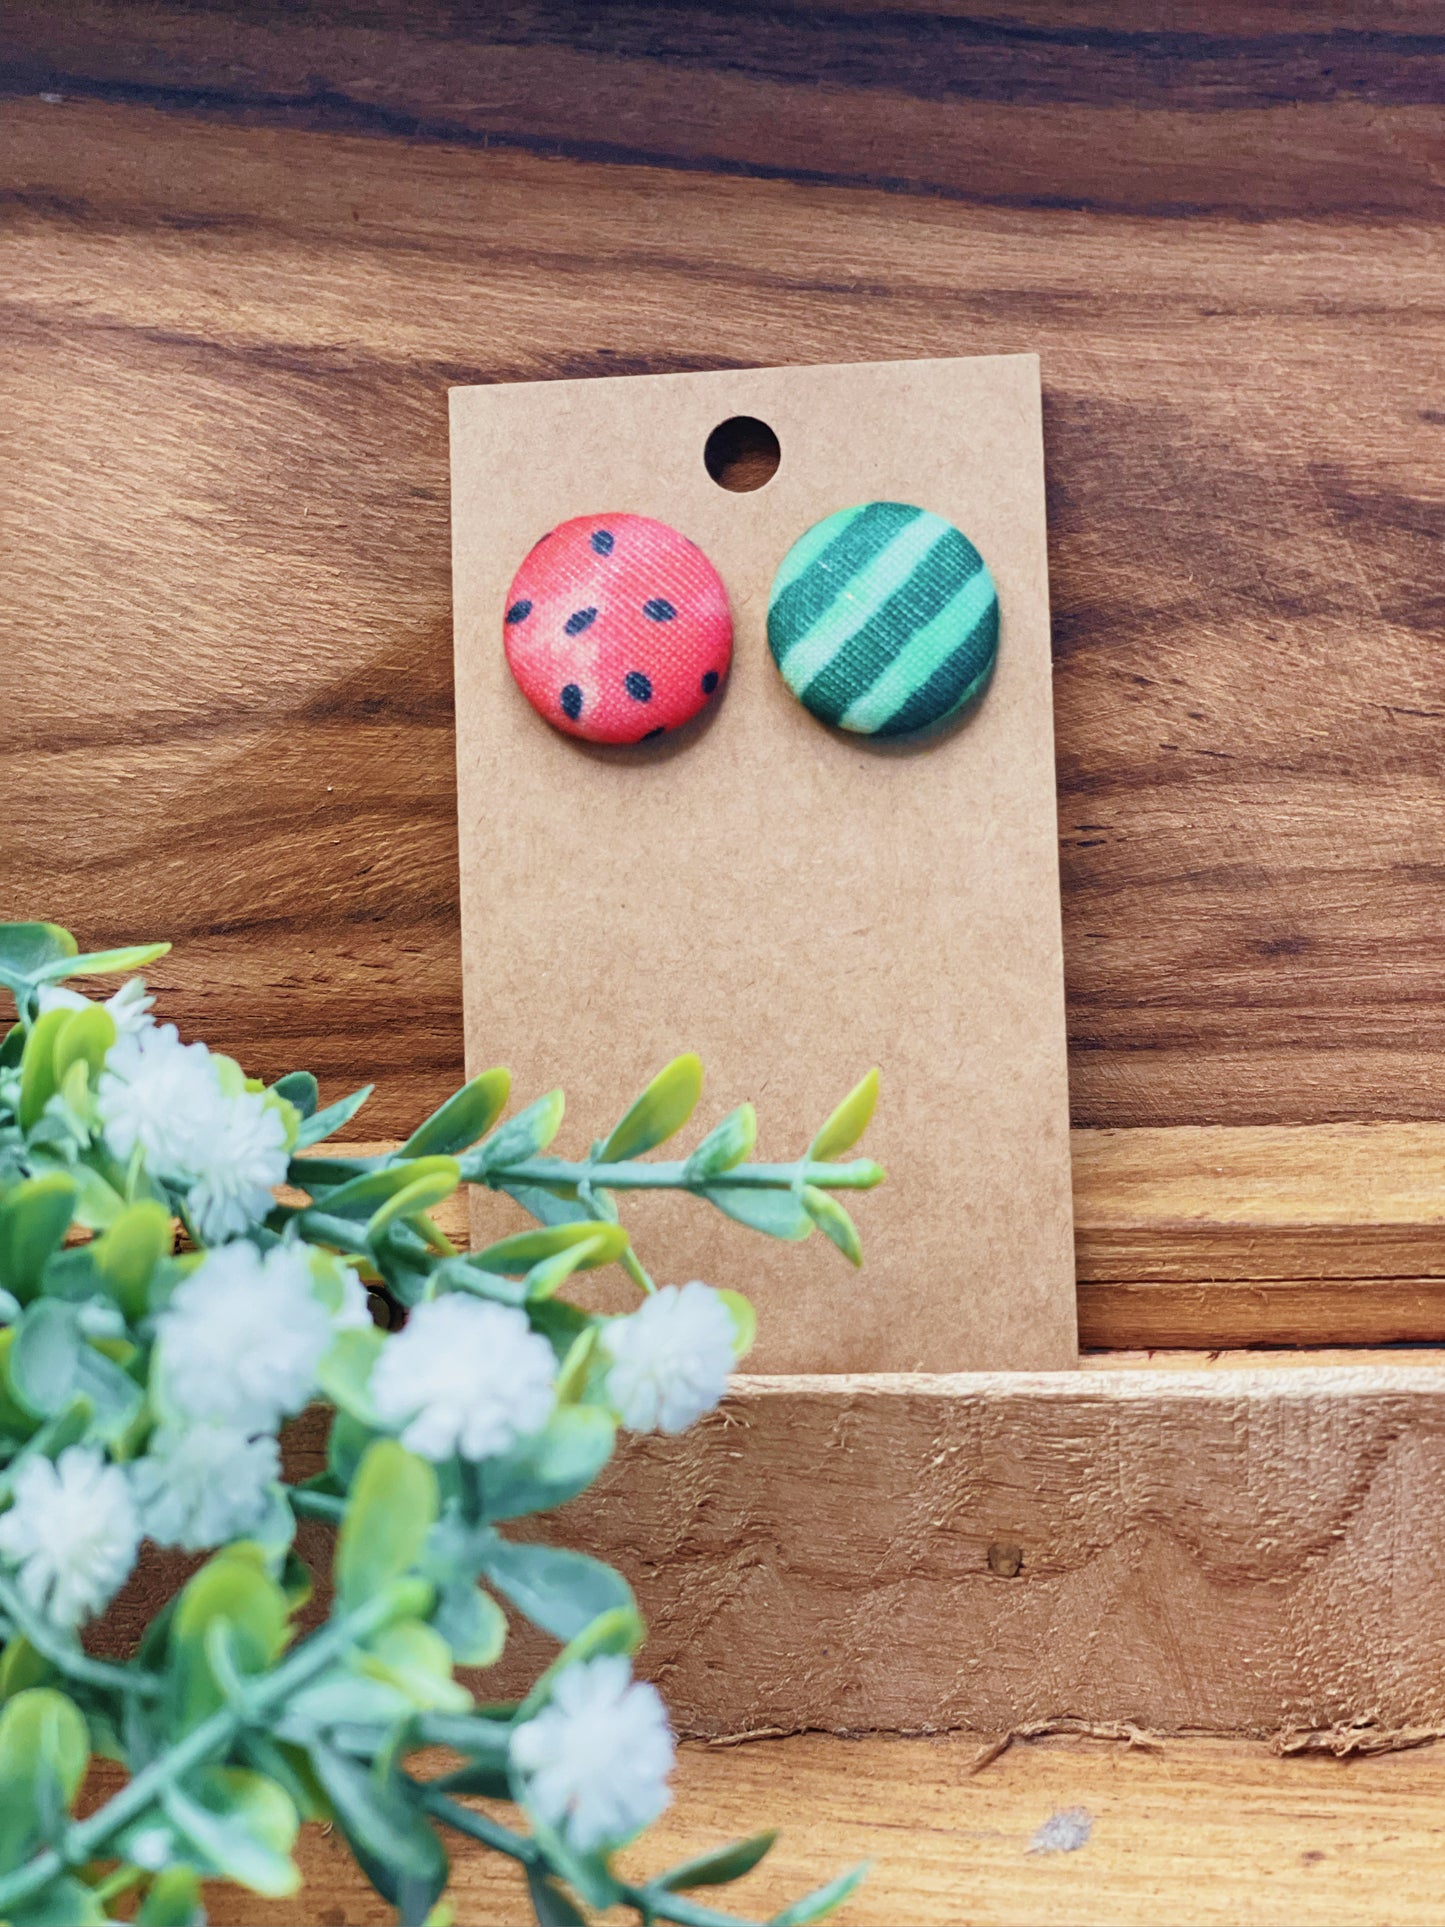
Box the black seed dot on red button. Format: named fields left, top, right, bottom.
left=643, top=598, right=676, bottom=622
left=701, top=670, right=719, bottom=694
left=642, top=726, right=665, bottom=741
left=625, top=671, right=653, bottom=703
left=565, top=607, right=597, bottom=636
left=506, top=600, right=533, bottom=625
left=560, top=684, right=583, bottom=721
left=590, top=529, right=615, bottom=555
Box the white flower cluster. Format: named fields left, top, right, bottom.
left=96, top=1021, right=289, bottom=1243
left=371, top=1295, right=556, bottom=1461
left=0, top=1242, right=366, bottom=1623
left=602, top=1281, right=737, bottom=1434
left=511, top=1654, right=675, bottom=1852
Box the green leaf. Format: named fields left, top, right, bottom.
left=308, top=1156, right=459, bottom=1222
left=496, top=1179, right=591, bottom=1229
left=809, top=1069, right=879, bottom=1162
left=169, top=1545, right=291, bottom=1733
left=367, top=1167, right=461, bottom=1240
left=684, top=1103, right=757, bottom=1181
left=524, top=1236, right=618, bottom=1303
left=768, top=1862, right=870, bottom=1926
left=657, top=1830, right=778, bottom=1892
left=701, top=1185, right=812, bottom=1241
left=8, top=1301, right=84, bottom=1418
left=468, top=1089, right=566, bottom=1173
left=52, top=1004, right=116, bottom=1089
left=601, top=1053, right=704, bottom=1162
left=162, top=1767, right=301, bottom=1899
left=479, top=1540, right=634, bottom=1644
left=0, top=1638, right=48, bottom=1706
left=317, top=1326, right=385, bottom=1427
left=0, top=925, right=76, bottom=985
left=307, top=1742, right=448, bottom=1905
left=336, top=1441, right=439, bottom=1611
left=482, top=1406, right=616, bottom=1523
left=432, top=1579, right=508, bottom=1667
left=9, top=1875, right=109, bottom=1926
left=0, top=1687, right=89, bottom=1874
left=716, top=1289, right=757, bottom=1362
left=294, top=1084, right=374, bottom=1150
left=17, top=1009, right=71, bottom=1131
left=527, top=1864, right=589, bottom=1926
left=801, top=1187, right=863, bottom=1267
left=402, top=1068, right=512, bottom=1157
left=29, top=942, right=170, bottom=984
left=135, top=1867, right=204, bottom=1926
left=271, top=1072, right=319, bottom=1118
left=0, top=1176, right=78, bottom=1303
left=89, top=1199, right=172, bottom=1321
left=474, top=1221, right=628, bottom=1277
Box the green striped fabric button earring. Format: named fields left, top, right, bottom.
left=766, top=502, right=999, bottom=737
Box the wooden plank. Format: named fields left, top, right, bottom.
left=1, top=17, right=1442, bottom=1131
left=196, top=1732, right=1445, bottom=1927
left=458, top=1365, right=1445, bottom=1738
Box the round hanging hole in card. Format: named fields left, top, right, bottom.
left=766, top=501, right=999, bottom=737
left=502, top=513, right=733, bottom=744
left=704, top=416, right=781, bottom=493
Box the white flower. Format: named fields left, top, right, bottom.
left=96, top=1026, right=289, bottom=1241
left=37, top=976, right=155, bottom=1039
left=602, top=1282, right=736, bottom=1435
left=331, top=1265, right=375, bottom=1331
left=0, top=1447, right=140, bottom=1630
left=182, top=1087, right=289, bottom=1243
left=370, top=1295, right=555, bottom=1462
left=131, top=1422, right=280, bottom=1550
left=96, top=1023, right=225, bottom=1178
left=154, top=1242, right=333, bottom=1431
left=511, top=1656, right=674, bottom=1852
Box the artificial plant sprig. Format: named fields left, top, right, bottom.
left=0, top=922, right=879, bottom=1927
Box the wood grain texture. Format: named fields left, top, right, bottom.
left=103, top=1357, right=1444, bottom=1741
left=3, top=4, right=1443, bottom=1134
left=188, top=1732, right=1445, bottom=1927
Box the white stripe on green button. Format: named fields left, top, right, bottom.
left=767, top=502, right=999, bottom=737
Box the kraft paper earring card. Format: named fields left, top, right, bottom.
left=449, top=356, right=1076, bottom=1372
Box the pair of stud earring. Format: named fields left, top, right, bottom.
left=502, top=504, right=999, bottom=746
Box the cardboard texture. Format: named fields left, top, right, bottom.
left=449, top=357, right=1075, bottom=1371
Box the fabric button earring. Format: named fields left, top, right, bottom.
left=766, top=502, right=999, bottom=737
left=503, top=514, right=732, bottom=744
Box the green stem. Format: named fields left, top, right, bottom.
left=286, top=1486, right=346, bottom=1524
left=419, top=1789, right=761, bottom=1927
left=415, top=1786, right=538, bottom=1864
left=0, top=1574, right=165, bottom=1701
left=0, top=1583, right=414, bottom=1916
left=492, top=1158, right=882, bottom=1194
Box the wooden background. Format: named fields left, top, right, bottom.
left=4, top=1, right=1443, bottom=1147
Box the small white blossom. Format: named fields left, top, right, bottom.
left=331, top=1264, right=375, bottom=1331
left=127, top=1827, right=176, bottom=1873
left=183, top=1087, right=289, bottom=1243
left=602, top=1282, right=736, bottom=1435
left=131, top=1422, right=280, bottom=1550
left=96, top=1026, right=289, bottom=1241
left=96, top=1023, right=226, bottom=1179
left=37, top=976, right=155, bottom=1039
left=370, top=1295, right=555, bottom=1462
left=154, top=1242, right=333, bottom=1431
left=511, top=1656, right=674, bottom=1852
left=0, top=1447, right=140, bottom=1630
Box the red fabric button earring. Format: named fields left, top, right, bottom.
left=503, top=514, right=733, bottom=744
